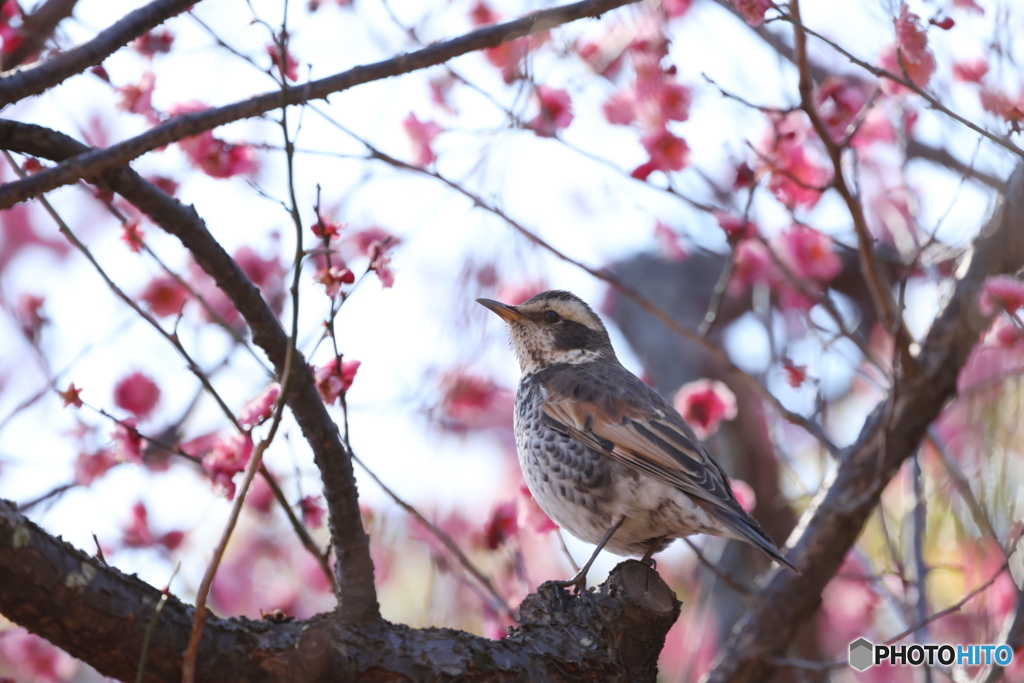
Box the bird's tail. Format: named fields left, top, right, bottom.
left=721, top=510, right=800, bottom=573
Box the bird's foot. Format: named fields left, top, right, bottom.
left=640, top=535, right=667, bottom=567
left=550, top=570, right=589, bottom=594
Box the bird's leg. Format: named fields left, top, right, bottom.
left=551, top=518, right=624, bottom=593
left=640, top=535, right=667, bottom=567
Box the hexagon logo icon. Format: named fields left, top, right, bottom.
left=849, top=638, right=874, bottom=671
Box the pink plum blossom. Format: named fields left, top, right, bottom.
left=672, top=379, right=738, bottom=439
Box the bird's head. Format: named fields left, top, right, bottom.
left=477, top=290, right=615, bottom=375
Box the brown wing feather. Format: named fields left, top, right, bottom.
left=538, top=363, right=745, bottom=516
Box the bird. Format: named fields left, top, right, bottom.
left=477, top=289, right=797, bottom=590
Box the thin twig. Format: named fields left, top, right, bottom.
left=181, top=26, right=307, bottom=669
left=910, top=453, right=932, bottom=682
left=352, top=453, right=514, bottom=620
left=683, top=538, right=751, bottom=595
left=135, top=563, right=179, bottom=683
left=790, top=0, right=915, bottom=377
left=927, top=427, right=999, bottom=542
left=17, top=483, right=75, bottom=512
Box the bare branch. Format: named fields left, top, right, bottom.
left=0, top=0, right=196, bottom=105
left=703, top=162, right=1024, bottom=683
left=0, top=0, right=640, bottom=209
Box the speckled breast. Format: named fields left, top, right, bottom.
left=513, top=377, right=617, bottom=547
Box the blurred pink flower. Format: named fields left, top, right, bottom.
left=74, top=449, right=117, bottom=486
left=15, top=292, right=46, bottom=340
left=952, top=58, right=988, bottom=83
left=979, top=275, right=1024, bottom=316
left=311, top=218, right=344, bottom=240
left=133, top=29, right=174, bottom=58
left=517, top=484, right=557, bottom=534
left=714, top=212, right=758, bottom=244
left=117, top=72, right=159, bottom=123
left=0, top=628, right=77, bottom=683
left=346, top=226, right=401, bottom=257
left=245, top=472, right=276, bottom=514
left=402, top=113, right=442, bottom=167
left=603, top=89, right=637, bottom=125
left=529, top=86, right=574, bottom=137
left=267, top=43, right=299, bottom=81
left=112, top=418, right=145, bottom=464
left=299, top=495, right=326, bottom=528
left=761, top=113, right=831, bottom=208
left=813, top=77, right=866, bottom=143
left=730, top=479, right=757, bottom=512
left=238, top=383, right=280, bottom=427
left=732, top=0, right=771, bottom=26
left=139, top=275, right=187, bottom=317
left=728, top=238, right=778, bottom=296
left=877, top=5, right=936, bottom=93
left=58, top=383, right=83, bottom=408
left=479, top=501, right=518, bottom=550
left=773, top=225, right=841, bottom=283
left=203, top=433, right=254, bottom=499
left=469, top=0, right=499, bottom=25
left=122, top=501, right=184, bottom=550
left=315, top=264, right=355, bottom=297
left=114, top=371, right=160, bottom=418
left=782, top=360, right=808, bottom=388
left=654, top=222, right=689, bottom=261
left=170, top=101, right=258, bottom=178
left=437, top=370, right=511, bottom=431
left=632, top=128, right=690, bottom=180
left=484, top=38, right=528, bottom=84
left=315, top=358, right=361, bottom=405
left=672, top=379, right=737, bottom=439
left=120, top=220, right=145, bottom=253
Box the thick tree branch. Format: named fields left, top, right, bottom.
left=704, top=162, right=1024, bottom=683
left=0, top=0, right=196, bottom=105
left=0, top=498, right=680, bottom=682
left=0, top=0, right=78, bottom=71
left=0, top=119, right=379, bottom=622
left=0, top=0, right=639, bottom=209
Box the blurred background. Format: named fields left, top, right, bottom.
left=1, top=0, right=1023, bottom=680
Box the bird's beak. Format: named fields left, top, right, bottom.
left=476, top=298, right=529, bottom=323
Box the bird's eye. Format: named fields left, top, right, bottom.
left=543, top=310, right=561, bottom=324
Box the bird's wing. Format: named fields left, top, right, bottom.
left=537, top=363, right=742, bottom=514
left=535, top=362, right=798, bottom=571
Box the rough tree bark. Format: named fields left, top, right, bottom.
left=0, top=499, right=680, bottom=682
